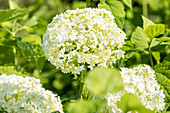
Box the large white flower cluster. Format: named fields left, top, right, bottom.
left=106, top=65, right=165, bottom=113
left=0, top=74, right=64, bottom=113
left=42, top=8, right=126, bottom=74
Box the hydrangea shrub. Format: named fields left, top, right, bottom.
left=42, top=8, right=126, bottom=74
left=0, top=74, right=64, bottom=113
left=106, top=65, right=165, bottom=112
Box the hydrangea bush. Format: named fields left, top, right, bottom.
left=0, top=0, right=169, bottom=112
left=106, top=65, right=165, bottom=112
left=42, top=8, right=126, bottom=74
left=0, top=74, right=64, bottom=113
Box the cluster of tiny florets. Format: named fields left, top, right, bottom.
left=105, top=65, right=165, bottom=113
left=0, top=74, right=63, bottom=113
left=42, top=8, right=126, bottom=74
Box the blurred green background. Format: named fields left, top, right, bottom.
left=0, top=0, right=169, bottom=106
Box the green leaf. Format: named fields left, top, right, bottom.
left=98, top=0, right=125, bottom=29
left=119, top=93, right=154, bottom=113
left=152, top=51, right=160, bottom=64
left=17, top=40, right=44, bottom=70
left=155, top=72, right=170, bottom=111
left=0, top=9, right=28, bottom=23
left=98, top=2, right=112, bottom=14
left=85, top=67, right=124, bottom=96
left=142, top=15, right=155, bottom=30
left=83, top=87, right=94, bottom=100
left=123, top=0, right=132, bottom=10
left=155, top=73, right=170, bottom=95
left=154, top=60, right=170, bottom=79
left=121, top=40, right=136, bottom=61
left=163, top=54, right=170, bottom=62
left=144, top=24, right=165, bottom=39
left=21, top=35, right=42, bottom=45
left=131, top=26, right=149, bottom=50
left=0, top=66, right=27, bottom=77
left=9, top=0, right=20, bottom=9
left=155, top=37, right=170, bottom=43
left=67, top=100, right=95, bottom=113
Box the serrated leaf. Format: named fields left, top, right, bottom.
left=17, top=40, right=44, bottom=70
left=144, top=24, right=165, bottom=39
left=83, top=87, right=94, bottom=100
left=159, top=84, right=170, bottom=102
left=98, top=0, right=125, bottom=29
left=142, top=15, right=155, bottom=30
left=155, top=73, right=170, bottom=94
left=152, top=51, right=160, bottom=64
left=131, top=26, right=148, bottom=50
left=120, top=93, right=154, bottom=113
left=0, top=9, right=28, bottom=23
left=67, top=100, right=95, bottom=113
left=154, top=60, right=170, bottom=79
left=85, top=67, right=124, bottom=96
left=123, top=0, right=132, bottom=10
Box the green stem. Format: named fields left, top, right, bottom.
left=13, top=46, right=17, bottom=65
left=143, top=0, right=148, bottom=17
left=148, top=39, right=154, bottom=67
left=12, top=20, right=17, bottom=37
left=149, top=46, right=154, bottom=67
left=80, top=71, right=84, bottom=100
left=79, top=66, right=87, bottom=101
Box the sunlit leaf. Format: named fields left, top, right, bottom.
left=9, top=0, right=20, bottom=9
left=98, top=0, right=125, bottom=29
left=67, top=100, right=95, bottom=113
left=0, top=66, right=27, bottom=77
left=144, top=24, right=165, bottom=39
left=142, top=15, right=155, bottom=30
left=155, top=37, right=170, bottom=43
left=152, top=51, right=160, bottom=64
left=123, top=0, right=132, bottom=10
left=120, top=93, right=154, bottom=113
left=85, top=67, right=124, bottom=96
left=131, top=26, right=148, bottom=50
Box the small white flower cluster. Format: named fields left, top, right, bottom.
left=106, top=65, right=165, bottom=113
left=42, top=8, right=126, bottom=74
left=0, top=74, right=64, bottom=113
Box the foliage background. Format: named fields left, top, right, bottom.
left=0, top=0, right=169, bottom=112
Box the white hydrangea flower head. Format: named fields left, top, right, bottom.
left=42, top=8, right=126, bottom=74
left=0, top=74, right=64, bottom=113
left=105, top=65, right=165, bottom=113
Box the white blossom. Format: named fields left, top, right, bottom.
left=105, top=65, right=165, bottom=113
left=42, top=8, right=126, bottom=74
left=0, top=74, right=64, bottom=113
